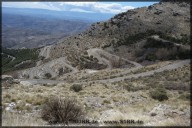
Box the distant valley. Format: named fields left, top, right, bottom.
left=2, top=7, right=114, bottom=48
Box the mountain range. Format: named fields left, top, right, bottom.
left=2, top=7, right=115, bottom=49
left=2, top=1, right=189, bottom=78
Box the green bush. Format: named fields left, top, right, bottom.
left=144, top=38, right=173, bottom=48
left=103, top=99, right=111, bottom=104
left=159, top=34, right=190, bottom=45
left=119, top=30, right=159, bottom=46
left=145, top=53, right=157, bottom=61
left=70, top=84, right=83, bottom=92
left=150, top=87, right=168, bottom=101
left=123, top=84, right=134, bottom=91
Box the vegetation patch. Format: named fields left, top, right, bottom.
left=144, top=37, right=173, bottom=48
left=41, top=96, right=85, bottom=125
left=70, top=84, right=83, bottom=92
left=2, top=48, right=39, bottom=73
left=44, top=73, right=52, bottom=79
left=179, top=93, right=190, bottom=100
left=150, top=87, right=168, bottom=101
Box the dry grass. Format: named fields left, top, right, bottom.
left=2, top=111, right=46, bottom=126
left=61, top=60, right=178, bottom=84
left=2, top=62, right=190, bottom=126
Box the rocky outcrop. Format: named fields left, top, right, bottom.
left=39, top=45, right=52, bottom=59
left=149, top=104, right=190, bottom=118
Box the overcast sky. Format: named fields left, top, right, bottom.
left=2, top=2, right=159, bottom=14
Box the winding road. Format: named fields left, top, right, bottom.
left=18, top=59, right=190, bottom=85
left=95, top=59, right=190, bottom=83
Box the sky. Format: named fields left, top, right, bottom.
left=2, top=2, right=159, bottom=14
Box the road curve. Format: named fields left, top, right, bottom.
left=94, top=59, right=190, bottom=83
left=18, top=59, right=190, bottom=85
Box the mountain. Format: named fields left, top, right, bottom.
left=47, top=1, right=190, bottom=63
left=2, top=7, right=115, bottom=22
left=2, top=7, right=98, bottom=48
left=13, top=1, right=190, bottom=79
left=2, top=14, right=91, bottom=48
left=2, top=1, right=190, bottom=126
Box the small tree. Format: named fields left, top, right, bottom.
left=41, top=96, right=85, bottom=125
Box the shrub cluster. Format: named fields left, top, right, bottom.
left=70, top=84, right=83, bottom=92
left=41, top=96, right=85, bottom=125
left=150, top=87, right=168, bottom=101
left=78, top=54, right=107, bottom=70
left=144, top=37, right=173, bottom=48
left=44, top=73, right=52, bottom=79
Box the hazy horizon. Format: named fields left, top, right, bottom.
left=2, top=2, right=159, bottom=14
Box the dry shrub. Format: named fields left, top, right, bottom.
left=41, top=96, right=85, bottom=125
left=110, top=57, right=122, bottom=68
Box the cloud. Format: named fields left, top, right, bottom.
left=2, top=2, right=135, bottom=14
left=93, top=3, right=134, bottom=14
left=2, top=2, right=61, bottom=11
left=61, top=2, right=96, bottom=7
left=60, top=2, right=134, bottom=14
left=70, top=8, right=94, bottom=13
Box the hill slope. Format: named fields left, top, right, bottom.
left=47, top=1, right=190, bottom=65
left=4, top=1, right=190, bottom=79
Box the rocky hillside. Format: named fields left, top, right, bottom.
left=16, top=1, right=190, bottom=79
left=48, top=1, right=190, bottom=60
left=2, top=2, right=190, bottom=126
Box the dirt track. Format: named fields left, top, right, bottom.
left=19, top=59, right=190, bottom=85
